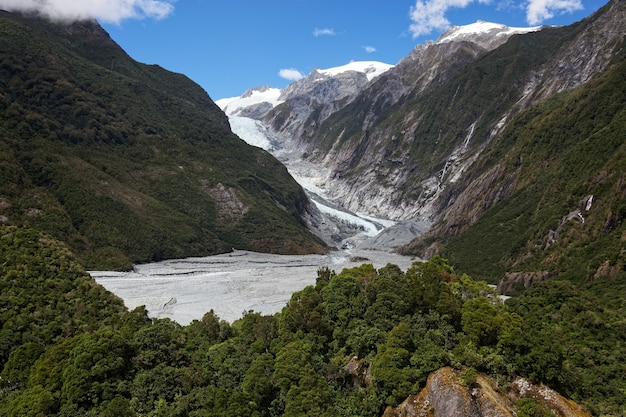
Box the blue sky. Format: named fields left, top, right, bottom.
left=1, top=0, right=608, bottom=100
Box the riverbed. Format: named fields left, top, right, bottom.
left=92, top=249, right=416, bottom=324
left=92, top=114, right=422, bottom=325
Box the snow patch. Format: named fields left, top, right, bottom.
left=318, top=61, right=394, bottom=81
left=216, top=87, right=283, bottom=116
left=585, top=195, right=593, bottom=211
left=228, top=116, right=277, bottom=150
left=437, top=20, right=541, bottom=45
left=311, top=200, right=384, bottom=237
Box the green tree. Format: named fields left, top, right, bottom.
left=1, top=342, right=44, bottom=389
left=406, top=256, right=461, bottom=322
left=321, top=272, right=362, bottom=327
left=279, top=286, right=328, bottom=337
left=363, top=264, right=410, bottom=331
left=273, top=338, right=315, bottom=395
left=282, top=372, right=335, bottom=417
left=461, top=297, right=502, bottom=346
left=242, top=352, right=276, bottom=411
left=371, top=322, right=416, bottom=405
left=4, top=384, right=57, bottom=417
left=517, top=398, right=555, bottom=417
left=60, top=328, right=134, bottom=407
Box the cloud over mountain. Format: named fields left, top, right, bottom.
left=526, top=0, right=583, bottom=24
left=0, top=0, right=174, bottom=23
left=409, top=0, right=584, bottom=37
left=279, top=68, right=304, bottom=81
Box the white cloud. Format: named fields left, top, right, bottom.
left=279, top=68, right=304, bottom=81
left=408, top=0, right=584, bottom=37
left=0, top=0, right=175, bottom=23
left=363, top=45, right=377, bottom=53
left=313, top=27, right=337, bottom=37
left=409, top=0, right=479, bottom=38
left=526, top=0, right=583, bottom=25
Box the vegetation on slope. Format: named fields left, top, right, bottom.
left=411, top=33, right=626, bottom=285
left=1, top=226, right=623, bottom=415
left=0, top=12, right=326, bottom=270
left=307, top=23, right=580, bottom=197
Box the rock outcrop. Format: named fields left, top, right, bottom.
left=383, top=367, right=591, bottom=417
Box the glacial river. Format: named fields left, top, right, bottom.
left=92, top=115, right=419, bottom=324
left=92, top=249, right=416, bottom=324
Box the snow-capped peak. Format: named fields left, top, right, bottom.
left=317, top=61, right=393, bottom=81
left=241, top=85, right=274, bottom=98
left=216, top=61, right=394, bottom=117
left=216, top=86, right=283, bottom=117
left=436, top=20, right=541, bottom=48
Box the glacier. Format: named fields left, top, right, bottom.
left=92, top=61, right=420, bottom=325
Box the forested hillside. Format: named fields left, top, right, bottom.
left=3, top=227, right=622, bottom=416
left=1, top=3, right=625, bottom=416
left=405, top=25, right=626, bottom=287
left=0, top=12, right=326, bottom=270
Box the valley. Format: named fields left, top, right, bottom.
left=227, top=111, right=429, bottom=251
left=92, top=249, right=416, bottom=325
left=93, top=110, right=422, bottom=325
left=2, top=3, right=625, bottom=415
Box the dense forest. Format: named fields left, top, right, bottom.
left=1, top=225, right=625, bottom=416
left=1, top=5, right=626, bottom=417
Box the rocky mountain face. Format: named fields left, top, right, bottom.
left=229, top=0, right=625, bottom=283
left=383, top=367, right=591, bottom=417
left=227, top=22, right=546, bottom=222
left=0, top=11, right=327, bottom=269
left=256, top=62, right=393, bottom=150
left=301, top=9, right=624, bottom=224
left=404, top=0, right=626, bottom=281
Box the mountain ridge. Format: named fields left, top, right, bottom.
left=218, top=0, right=625, bottom=284
left=0, top=11, right=327, bottom=269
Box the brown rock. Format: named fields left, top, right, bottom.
left=344, top=356, right=371, bottom=388
left=383, top=367, right=591, bottom=417
left=497, top=271, right=553, bottom=294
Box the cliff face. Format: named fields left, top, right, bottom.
left=287, top=0, right=626, bottom=283
left=309, top=0, right=625, bottom=225
left=405, top=0, right=626, bottom=281
left=263, top=62, right=392, bottom=148
left=274, top=0, right=623, bottom=244
left=383, top=367, right=591, bottom=417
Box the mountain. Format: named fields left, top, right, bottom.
left=217, top=61, right=394, bottom=152
left=217, top=61, right=393, bottom=118
left=0, top=11, right=327, bottom=270
left=217, top=85, right=283, bottom=119
left=399, top=0, right=626, bottom=283
left=221, top=22, right=544, bottom=220
left=291, top=21, right=553, bottom=222
left=226, top=0, right=625, bottom=285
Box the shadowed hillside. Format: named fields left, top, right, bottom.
left=0, top=11, right=326, bottom=270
